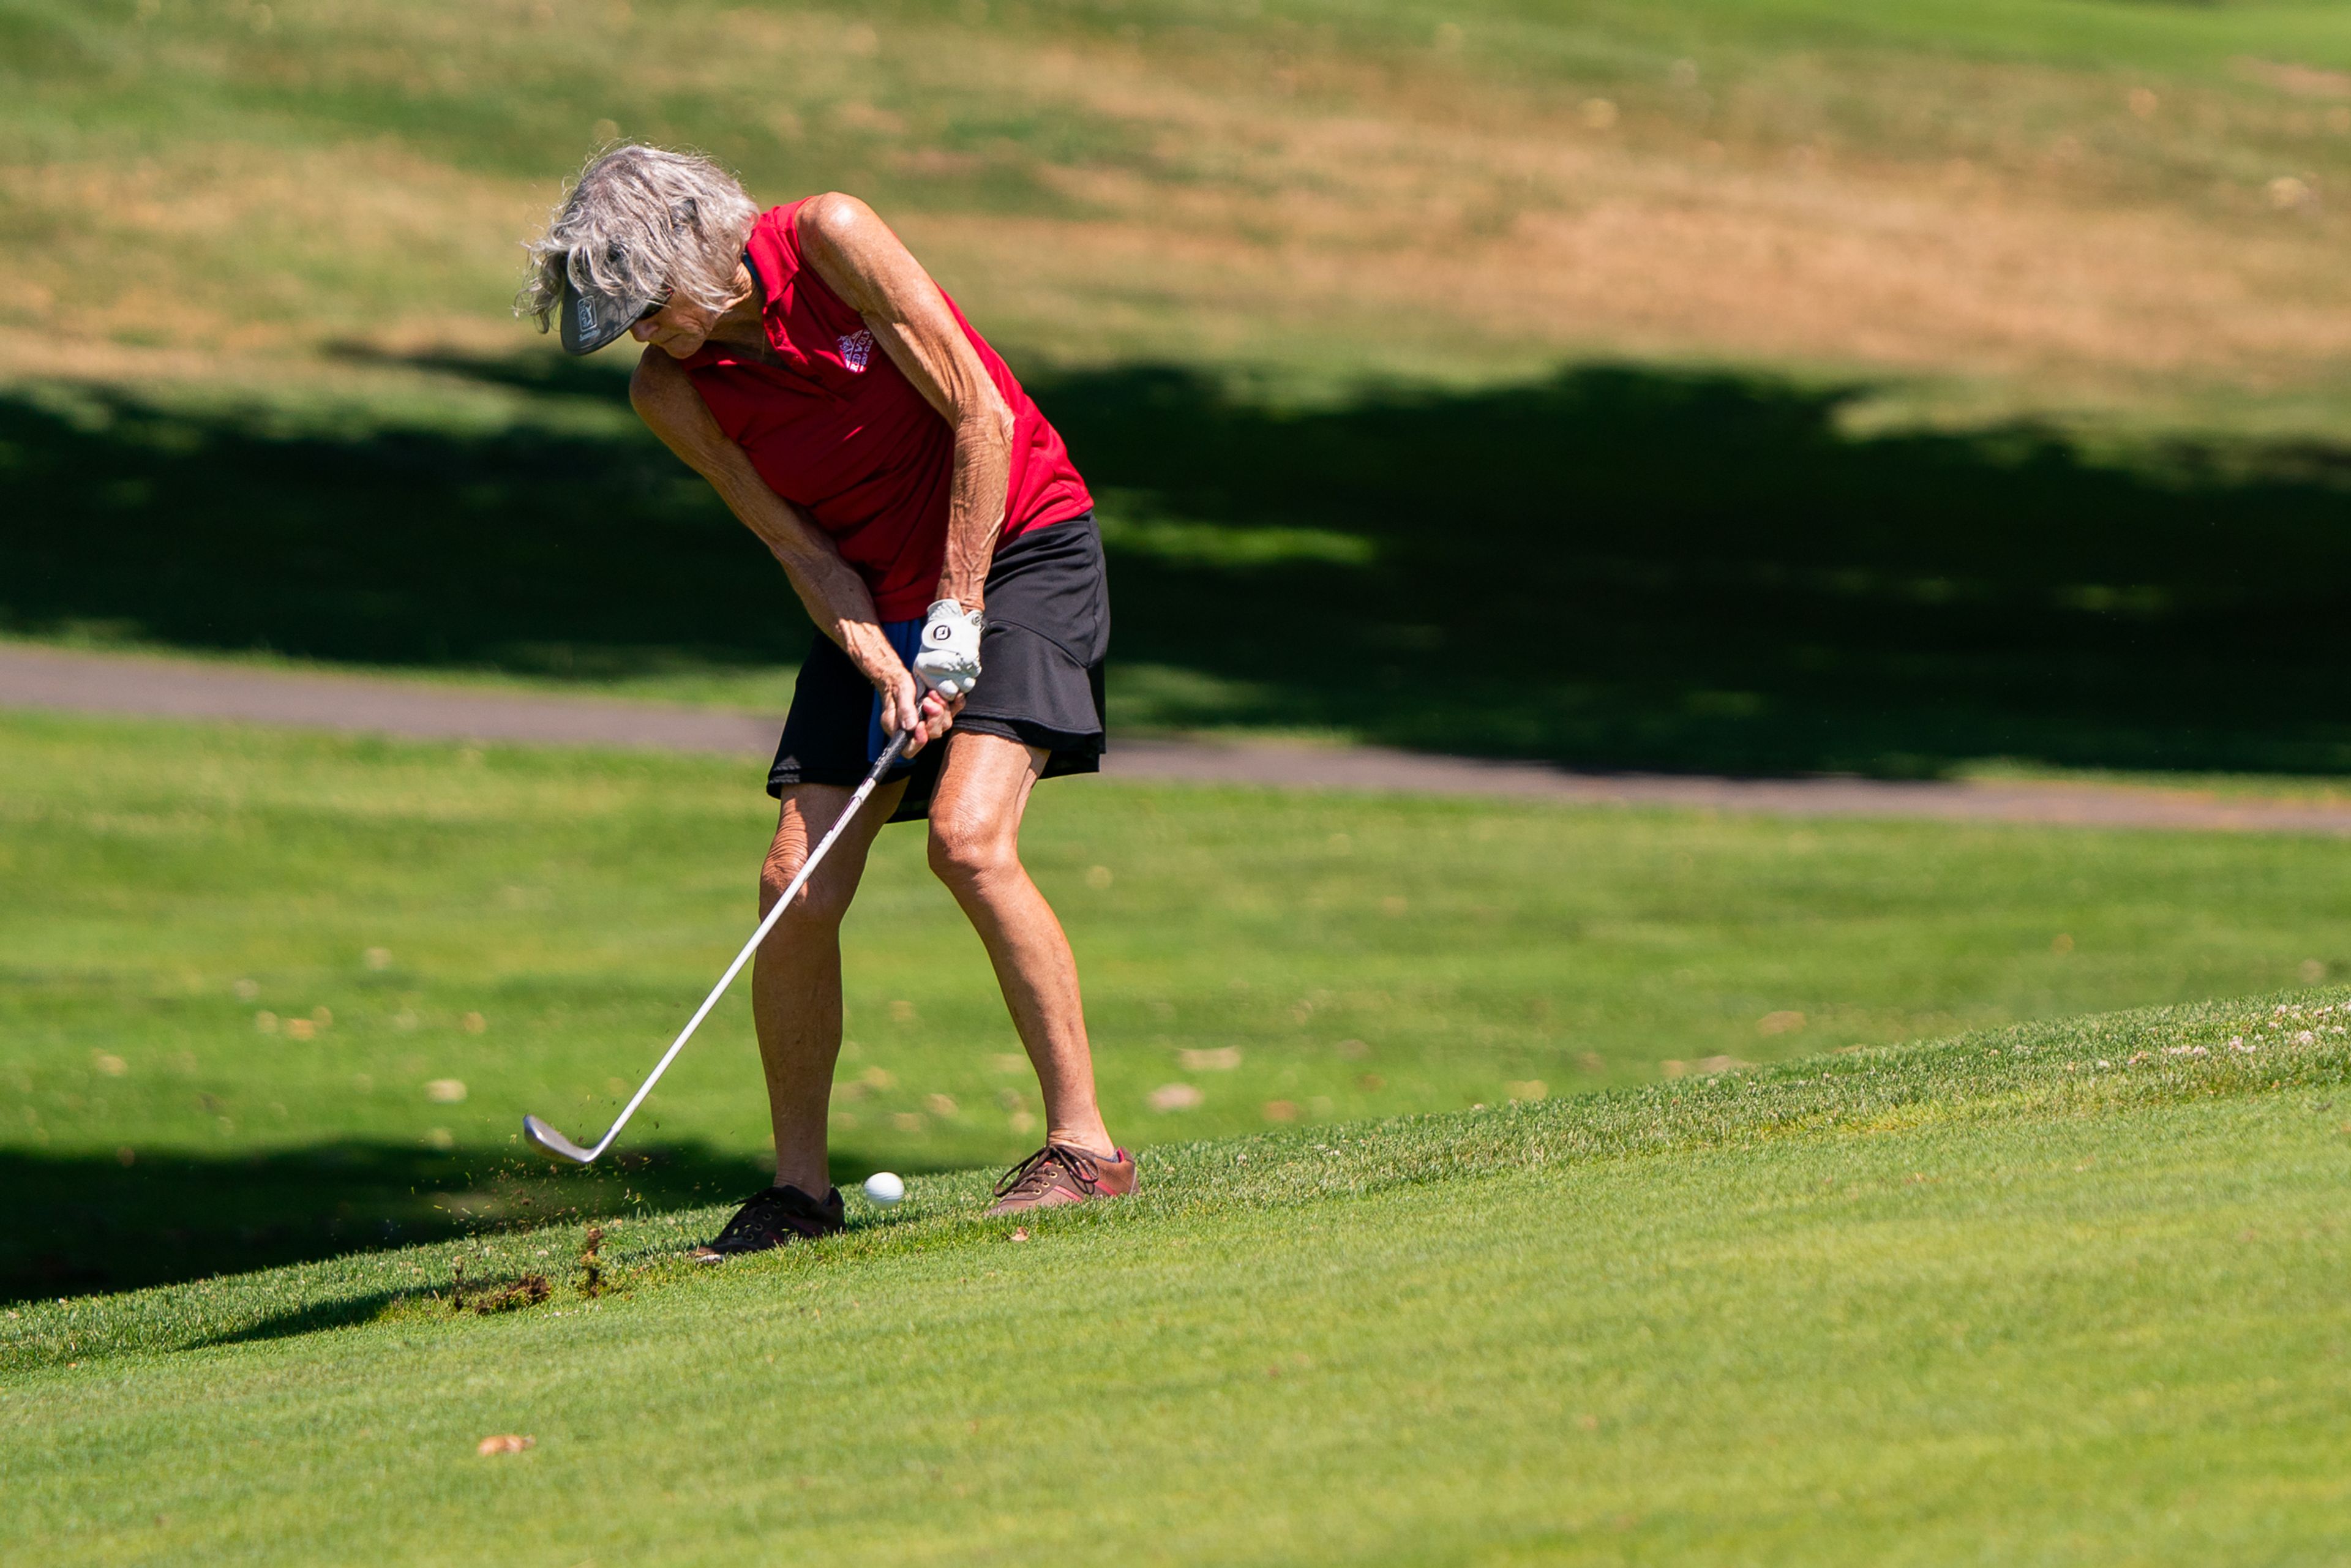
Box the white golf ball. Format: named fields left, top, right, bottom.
left=862, top=1171, right=906, bottom=1207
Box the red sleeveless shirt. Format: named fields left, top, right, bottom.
left=683, top=202, right=1093, bottom=620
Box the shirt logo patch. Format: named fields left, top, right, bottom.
left=837, top=329, right=875, bottom=373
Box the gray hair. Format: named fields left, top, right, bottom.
left=517, top=143, right=759, bottom=331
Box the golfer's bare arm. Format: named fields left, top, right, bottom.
left=796, top=192, right=1014, bottom=612
left=629, top=351, right=944, bottom=738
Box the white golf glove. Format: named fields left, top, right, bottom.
left=912, top=598, right=984, bottom=699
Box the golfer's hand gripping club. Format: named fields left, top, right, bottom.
left=912, top=598, right=983, bottom=699
left=522, top=726, right=915, bottom=1165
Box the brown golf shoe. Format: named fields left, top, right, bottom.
left=688, top=1184, right=845, bottom=1262
left=986, top=1143, right=1138, bottom=1215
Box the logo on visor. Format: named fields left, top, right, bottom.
left=576, top=297, right=596, bottom=334
left=838, top=329, right=875, bottom=372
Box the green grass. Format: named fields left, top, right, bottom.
left=15, top=705, right=2351, bottom=1300
left=11, top=7, right=2351, bottom=1551
left=6, top=995, right=2348, bottom=1563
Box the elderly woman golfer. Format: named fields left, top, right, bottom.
left=520, top=145, right=1131, bottom=1255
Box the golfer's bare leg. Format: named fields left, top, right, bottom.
left=926, top=732, right=1117, bottom=1157
left=754, top=777, right=905, bottom=1195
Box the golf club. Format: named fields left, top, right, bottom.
left=522, top=724, right=915, bottom=1165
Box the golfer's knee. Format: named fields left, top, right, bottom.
left=927, top=809, right=1014, bottom=891
left=760, top=850, right=852, bottom=928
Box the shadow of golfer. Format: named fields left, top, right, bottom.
left=0, top=1139, right=964, bottom=1305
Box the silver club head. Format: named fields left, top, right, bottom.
left=522, top=1114, right=598, bottom=1164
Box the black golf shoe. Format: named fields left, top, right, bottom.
left=688, top=1184, right=846, bottom=1262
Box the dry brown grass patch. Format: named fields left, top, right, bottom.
left=3, top=6, right=2345, bottom=406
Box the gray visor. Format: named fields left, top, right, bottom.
left=558, top=271, right=656, bottom=356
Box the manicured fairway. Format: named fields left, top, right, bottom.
left=14, top=707, right=2351, bottom=1297
left=5, top=997, right=2347, bottom=1564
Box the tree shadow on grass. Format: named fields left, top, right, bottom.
left=9, top=356, right=2351, bottom=775
left=0, top=1139, right=959, bottom=1305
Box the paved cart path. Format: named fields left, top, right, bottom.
left=9, top=642, right=2351, bottom=836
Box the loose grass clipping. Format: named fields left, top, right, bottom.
left=446, top=1261, right=552, bottom=1316
left=472, top=1274, right=552, bottom=1315
left=578, top=1225, right=605, bottom=1299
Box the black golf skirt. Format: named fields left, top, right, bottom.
left=767, top=512, right=1109, bottom=824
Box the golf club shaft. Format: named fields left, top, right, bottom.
left=566, top=726, right=913, bottom=1161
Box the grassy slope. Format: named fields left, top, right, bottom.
left=13, top=2, right=2351, bottom=777
left=5, top=997, right=2348, bottom=1564
left=14, top=707, right=2351, bottom=1298
left=4, top=0, right=2349, bottom=404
